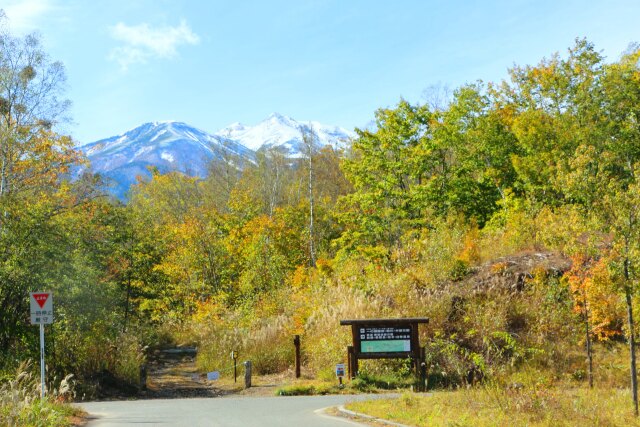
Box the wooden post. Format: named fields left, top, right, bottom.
left=419, top=346, right=427, bottom=392
left=244, top=360, right=252, bottom=389
left=231, top=351, right=238, bottom=383
left=293, top=335, right=301, bottom=378
left=348, top=345, right=359, bottom=379
left=411, top=321, right=420, bottom=376
left=139, top=364, right=147, bottom=391
left=347, top=345, right=358, bottom=380
left=353, top=353, right=359, bottom=378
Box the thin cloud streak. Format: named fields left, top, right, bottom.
left=108, top=20, right=200, bottom=70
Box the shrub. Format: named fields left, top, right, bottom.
left=276, top=384, right=315, bottom=396
left=275, top=381, right=339, bottom=396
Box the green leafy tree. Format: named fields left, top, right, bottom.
left=338, top=100, right=433, bottom=250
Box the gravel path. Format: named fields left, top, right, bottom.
left=142, top=347, right=226, bottom=399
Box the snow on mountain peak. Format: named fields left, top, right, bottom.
left=77, top=115, right=354, bottom=199
left=78, top=121, right=255, bottom=199
left=266, top=112, right=294, bottom=123
left=215, top=113, right=354, bottom=154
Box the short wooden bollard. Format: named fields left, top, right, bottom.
left=293, top=335, right=301, bottom=378
left=231, top=351, right=238, bottom=383
left=244, top=360, right=252, bottom=389
left=419, top=346, right=427, bottom=392
left=139, top=364, right=147, bottom=391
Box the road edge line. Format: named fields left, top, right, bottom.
left=315, top=405, right=411, bottom=427
left=314, top=406, right=368, bottom=426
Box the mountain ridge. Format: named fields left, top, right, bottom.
left=78, top=114, right=354, bottom=199
left=215, top=112, right=353, bottom=156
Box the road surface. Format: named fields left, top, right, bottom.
left=77, top=394, right=382, bottom=426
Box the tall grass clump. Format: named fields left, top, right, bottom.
left=0, top=361, right=78, bottom=427
left=194, top=312, right=294, bottom=375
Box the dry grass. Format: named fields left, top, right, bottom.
left=347, top=386, right=640, bottom=426
left=195, top=314, right=295, bottom=375
left=0, top=361, right=80, bottom=427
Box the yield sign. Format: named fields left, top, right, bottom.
left=30, top=292, right=53, bottom=324
left=33, top=293, right=49, bottom=308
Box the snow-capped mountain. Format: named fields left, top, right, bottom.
left=78, top=121, right=254, bottom=199
left=78, top=114, right=354, bottom=199
left=215, top=113, right=354, bottom=157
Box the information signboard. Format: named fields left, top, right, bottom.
left=340, top=318, right=429, bottom=381
left=359, top=326, right=412, bottom=353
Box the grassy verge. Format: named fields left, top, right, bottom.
left=0, top=399, right=84, bottom=427
left=275, top=380, right=347, bottom=396
left=274, top=371, right=414, bottom=396
left=345, top=386, right=640, bottom=426
left=1, top=361, right=83, bottom=427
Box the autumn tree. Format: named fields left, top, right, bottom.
left=127, top=171, right=213, bottom=319
left=566, top=254, right=624, bottom=388
left=555, top=43, right=640, bottom=415
left=0, top=19, right=72, bottom=200
left=587, top=45, right=640, bottom=415
left=0, top=15, right=91, bottom=360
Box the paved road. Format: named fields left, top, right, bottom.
left=77, top=394, right=383, bottom=427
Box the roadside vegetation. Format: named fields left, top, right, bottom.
left=346, top=386, right=639, bottom=427
left=3, top=6, right=640, bottom=423
left=0, top=362, right=81, bottom=427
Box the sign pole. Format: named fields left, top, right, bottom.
left=40, top=322, right=45, bottom=399
left=29, top=291, right=53, bottom=400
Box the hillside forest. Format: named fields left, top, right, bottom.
left=3, top=17, right=640, bottom=415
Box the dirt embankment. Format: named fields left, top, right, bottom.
left=460, top=251, right=572, bottom=293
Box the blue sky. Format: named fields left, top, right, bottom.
left=2, top=0, right=639, bottom=144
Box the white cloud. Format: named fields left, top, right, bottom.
left=2, top=0, right=53, bottom=33
left=108, top=20, right=199, bottom=70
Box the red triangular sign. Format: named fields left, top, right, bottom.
left=33, top=293, right=49, bottom=309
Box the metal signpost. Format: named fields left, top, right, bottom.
left=29, top=292, right=53, bottom=399
left=335, top=363, right=345, bottom=388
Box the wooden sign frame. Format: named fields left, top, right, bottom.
left=340, top=318, right=428, bottom=379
